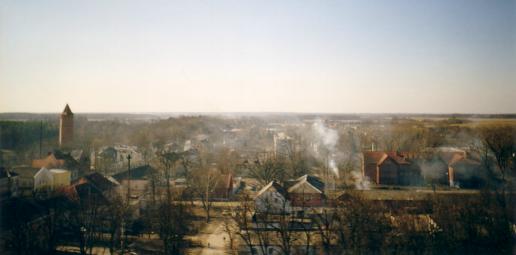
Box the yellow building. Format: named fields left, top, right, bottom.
left=50, top=169, right=71, bottom=188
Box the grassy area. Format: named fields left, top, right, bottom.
left=333, top=187, right=481, bottom=201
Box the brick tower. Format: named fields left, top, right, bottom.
left=59, top=104, right=74, bottom=147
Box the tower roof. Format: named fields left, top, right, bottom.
left=62, top=104, right=73, bottom=115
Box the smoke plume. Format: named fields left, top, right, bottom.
left=312, top=120, right=339, bottom=177
left=351, top=170, right=371, bottom=190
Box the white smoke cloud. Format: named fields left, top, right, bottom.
left=351, top=170, right=371, bottom=190
left=312, top=119, right=372, bottom=190
left=312, top=120, right=339, bottom=177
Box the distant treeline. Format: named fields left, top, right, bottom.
left=0, top=121, right=58, bottom=150
left=0, top=112, right=515, bottom=122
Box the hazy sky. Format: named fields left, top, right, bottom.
left=1, top=0, right=515, bottom=113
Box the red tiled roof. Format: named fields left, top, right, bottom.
left=450, top=158, right=480, bottom=167
left=363, top=152, right=388, bottom=165
left=439, top=152, right=465, bottom=165
left=385, top=152, right=410, bottom=165
left=73, top=172, right=118, bottom=192
left=363, top=151, right=411, bottom=165
left=32, top=153, right=66, bottom=169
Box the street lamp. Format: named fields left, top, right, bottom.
left=120, top=221, right=125, bottom=254
left=80, top=226, right=87, bottom=255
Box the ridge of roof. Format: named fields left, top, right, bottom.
left=287, top=178, right=323, bottom=194
left=364, top=151, right=410, bottom=165
left=112, top=165, right=156, bottom=181
left=77, top=172, right=118, bottom=192
left=385, top=152, right=410, bottom=165
left=290, top=174, right=325, bottom=193
left=256, top=181, right=288, bottom=198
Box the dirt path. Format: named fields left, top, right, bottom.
left=184, top=218, right=230, bottom=255
left=198, top=220, right=228, bottom=255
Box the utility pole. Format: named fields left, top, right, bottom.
left=39, top=121, right=43, bottom=158
left=126, top=154, right=132, bottom=204
left=123, top=153, right=131, bottom=255
left=326, top=153, right=330, bottom=192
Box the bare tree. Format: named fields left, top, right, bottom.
left=231, top=194, right=257, bottom=255
left=254, top=211, right=273, bottom=255
left=190, top=165, right=220, bottom=222
left=157, top=151, right=181, bottom=202
left=247, top=157, right=286, bottom=186
left=336, top=192, right=391, bottom=254
left=222, top=212, right=238, bottom=255
left=65, top=185, right=104, bottom=255
left=2, top=197, right=48, bottom=255
left=480, top=125, right=515, bottom=183
left=313, top=208, right=339, bottom=255
left=104, top=195, right=130, bottom=254
left=157, top=199, right=191, bottom=255
left=431, top=190, right=513, bottom=254
left=272, top=200, right=297, bottom=255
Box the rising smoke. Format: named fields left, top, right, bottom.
left=312, top=119, right=339, bottom=177
left=312, top=119, right=371, bottom=190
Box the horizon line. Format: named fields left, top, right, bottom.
left=1, top=111, right=515, bottom=115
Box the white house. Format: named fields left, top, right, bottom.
left=255, top=181, right=291, bottom=214
left=34, top=167, right=54, bottom=190
left=91, top=145, right=145, bottom=173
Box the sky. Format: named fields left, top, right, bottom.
left=0, top=0, right=515, bottom=113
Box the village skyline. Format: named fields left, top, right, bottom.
left=0, top=1, right=515, bottom=254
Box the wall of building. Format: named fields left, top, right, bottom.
left=51, top=170, right=71, bottom=188
left=289, top=193, right=324, bottom=207
left=255, top=191, right=291, bottom=214
left=379, top=159, right=399, bottom=185
left=364, top=163, right=378, bottom=184
left=59, top=115, right=74, bottom=147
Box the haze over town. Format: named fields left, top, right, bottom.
left=0, top=1, right=515, bottom=255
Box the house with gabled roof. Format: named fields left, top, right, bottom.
left=32, top=150, right=81, bottom=180
left=415, top=148, right=484, bottom=187
left=255, top=181, right=291, bottom=214
left=287, top=175, right=325, bottom=207
left=53, top=173, right=121, bottom=215
left=254, top=174, right=329, bottom=214
left=72, top=172, right=120, bottom=200
left=112, top=165, right=157, bottom=199
left=34, top=167, right=54, bottom=190
left=363, top=151, right=421, bottom=185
